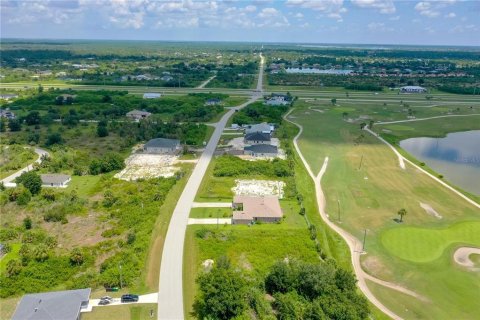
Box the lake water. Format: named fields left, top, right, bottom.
left=400, top=130, right=480, bottom=195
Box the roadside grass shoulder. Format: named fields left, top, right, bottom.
left=81, top=303, right=157, bottom=320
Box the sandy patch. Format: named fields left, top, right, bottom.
left=453, top=247, right=480, bottom=271
left=420, top=202, right=442, bottom=219
left=115, top=153, right=180, bottom=181
left=311, top=108, right=324, bottom=113
left=361, top=256, right=393, bottom=278
left=232, top=179, right=285, bottom=198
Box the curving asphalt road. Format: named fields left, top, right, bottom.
left=284, top=109, right=426, bottom=320
left=1, top=147, right=49, bottom=187
left=157, top=54, right=264, bottom=320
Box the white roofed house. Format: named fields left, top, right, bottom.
left=143, top=93, right=162, bottom=99
left=126, top=109, right=152, bottom=122
left=400, top=86, right=427, bottom=93
left=41, top=174, right=71, bottom=187
left=205, top=98, right=222, bottom=106
left=245, top=122, right=274, bottom=135
left=0, top=108, right=16, bottom=119
left=0, top=94, right=19, bottom=101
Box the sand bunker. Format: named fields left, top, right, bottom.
left=115, top=154, right=180, bottom=181
left=453, top=247, right=480, bottom=271
left=420, top=203, right=442, bottom=219
left=232, top=179, right=285, bottom=198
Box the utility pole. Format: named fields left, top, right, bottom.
left=119, top=263, right=124, bottom=289
left=358, top=155, right=364, bottom=170
left=362, top=229, right=367, bottom=252
left=337, top=199, right=341, bottom=222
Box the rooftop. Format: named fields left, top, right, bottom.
left=244, top=144, right=278, bottom=154
left=144, top=138, right=180, bottom=149
left=233, top=195, right=282, bottom=221
left=12, top=288, right=91, bottom=320
left=245, top=132, right=271, bottom=142
left=40, top=174, right=71, bottom=185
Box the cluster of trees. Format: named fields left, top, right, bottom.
left=194, top=258, right=369, bottom=319
left=208, top=62, right=258, bottom=89
left=232, top=102, right=289, bottom=125
left=214, top=155, right=293, bottom=178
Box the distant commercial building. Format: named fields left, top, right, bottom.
left=400, top=86, right=427, bottom=93
left=244, top=132, right=271, bottom=145
left=40, top=174, right=71, bottom=187
left=126, top=109, right=152, bottom=121
left=144, top=138, right=181, bottom=154
left=265, top=96, right=290, bottom=106
left=143, top=93, right=162, bottom=99
left=244, top=144, right=278, bottom=158
left=232, top=195, right=283, bottom=224
left=12, top=288, right=91, bottom=320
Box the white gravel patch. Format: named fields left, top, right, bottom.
left=232, top=179, right=285, bottom=198
left=115, top=153, right=180, bottom=181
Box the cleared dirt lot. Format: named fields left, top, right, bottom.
left=232, top=179, right=285, bottom=198
left=114, top=154, right=181, bottom=180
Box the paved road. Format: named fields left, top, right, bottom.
left=196, top=75, right=216, bottom=89
left=1, top=147, right=49, bottom=187
left=157, top=53, right=264, bottom=320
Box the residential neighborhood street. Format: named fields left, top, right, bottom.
left=157, top=54, right=264, bottom=320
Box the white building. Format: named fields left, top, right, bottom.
left=143, top=93, right=162, bottom=99
left=400, top=86, right=427, bottom=93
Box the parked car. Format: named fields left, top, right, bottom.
left=121, top=294, right=139, bottom=303
left=98, top=299, right=111, bottom=305
left=100, top=296, right=113, bottom=302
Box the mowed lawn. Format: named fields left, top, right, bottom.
left=381, top=221, right=480, bottom=262
left=289, top=101, right=480, bottom=319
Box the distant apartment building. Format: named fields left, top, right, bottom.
left=400, top=86, right=427, bottom=93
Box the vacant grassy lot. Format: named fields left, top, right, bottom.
left=0, top=145, right=36, bottom=179
left=289, top=99, right=480, bottom=319
left=189, top=207, right=232, bottom=218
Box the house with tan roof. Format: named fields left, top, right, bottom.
left=232, top=195, right=283, bottom=224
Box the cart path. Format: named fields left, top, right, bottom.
left=284, top=109, right=427, bottom=320
left=375, top=113, right=480, bottom=125
left=364, top=128, right=480, bottom=210
left=157, top=53, right=264, bottom=320
left=1, top=147, right=49, bottom=187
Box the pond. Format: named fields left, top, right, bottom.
left=400, top=130, right=480, bottom=195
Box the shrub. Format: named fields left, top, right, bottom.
left=16, top=171, right=42, bottom=195
left=23, top=216, right=32, bottom=230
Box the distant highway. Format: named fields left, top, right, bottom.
left=156, top=53, right=264, bottom=320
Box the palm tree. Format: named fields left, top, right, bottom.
left=398, top=208, right=407, bottom=222
left=33, top=244, right=49, bottom=262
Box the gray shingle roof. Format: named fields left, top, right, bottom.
left=40, top=174, right=71, bottom=185
left=244, top=144, right=278, bottom=154
left=12, top=288, right=91, bottom=320
left=245, top=132, right=271, bottom=142
left=144, top=138, right=180, bottom=149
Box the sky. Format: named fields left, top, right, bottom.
left=1, top=0, right=479, bottom=46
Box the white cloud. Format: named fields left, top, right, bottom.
left=415, top=1, right=458, bottom=18
left=351, top=0, right=396, bottom=14
left=286, top=0, right=346, bottom=19
left=367, top=21, right=393, bottom=31
left=258, top=7, right=279, bottom=18
left=245, top=5, right=257, bottom=13
left=445, top=12, right=456, bottom=18
left=389, top=15, right=400, bottom=21
left=294, top=12, right=304, bottom=18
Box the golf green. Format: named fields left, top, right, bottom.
left=381, top=221, right=480, bottom=263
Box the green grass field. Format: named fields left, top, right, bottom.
left=189, top=207, right=232, bottom=218
left=0, top=243, right=21, bottom=273
left=82, top=304, right=157, bottom=320
left=289, top=99, right=480, bottom=319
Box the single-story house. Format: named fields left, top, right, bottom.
left=232, top=195, right=283, bottom=224
left=161, top=75, right=174, bottom=82
left=0, top=108, right=16, bottom=119
left=205, top=98, right=222, bottom=106
left=143, top=93, right=162, bottom=99
left=400, top=86, right=427, bottom=93
left=126, top=109, right=152, bottom=121
left=244, top=144, right=278, bottom=158
left=244, top=132, right=271, bottom=145
left=0, top=94, right=19, bottom=100
left=56, top=94, right=77, bottom=103
left=41, top=174, right=71, bottom=187
left=12, top=288, right=91, bottom=320
left=245, top=122, right=274, bottom=135
left=144, top=138, right=181, bottom=154
left=265, top=94, right=291, bottom=106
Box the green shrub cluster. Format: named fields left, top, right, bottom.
left=213, top=155, right=293, bottom=178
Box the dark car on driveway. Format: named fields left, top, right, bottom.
left=121, top=294, right=139, bottom=303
